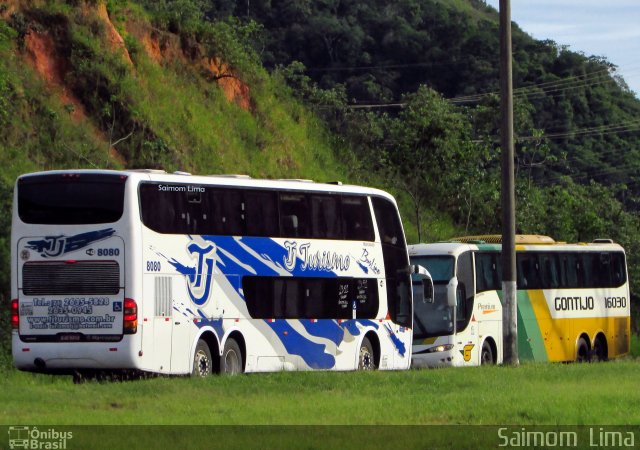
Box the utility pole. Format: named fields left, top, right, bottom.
left=499, top=0, right=518, bottom=365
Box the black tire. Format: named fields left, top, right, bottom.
left=221, top=338, right=243, bottom=375
left=72, top=370, right=87, bottom=384
left=480, top=340, right=495, bottom=365
left=593, top=336, right=608, bottom=362
left=192, top=339, right=213, bottom=377
left=576, top=337, right=590, bottom=362
left=358, top=337, right=376, bottom=370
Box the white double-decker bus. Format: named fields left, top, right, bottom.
left=410, top=235, right=630, bottom=367
left=12, top=169, right=424, bottom=378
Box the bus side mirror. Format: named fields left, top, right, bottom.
left=422, top=279, right=434, bottom=304
left=411, top=265, right=434, bottom=303
left=447, top=276, right=459, bottom=307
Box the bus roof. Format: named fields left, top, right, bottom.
left=408, top=237, right=625, bottom=257
left=450, top=234, right=556, bottom=245
left=17, top=169, right=397, bottom=202
left=409, top=242, right=478, bottom=258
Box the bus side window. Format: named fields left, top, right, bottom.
left=186, top=190, right=204, bottom=234
left=475, top=252, right=500, bottom=293
left=222, top=190, right=244, bottom=236
left=311, top=195, right=341, bottom=239
left=206, top=189, right=243, bottom=236
left=540, top=253, right=559, bottom=289
left=140, top=184, right=180, bottom=233
left=575, top=256, right=586, bottom=288
left=243, top=277, right=378, bottom=320
left=280, top=193, right=309, bottom=238
left=272, top=279, right=292, bottom=318
left=517, top=254, right=541, bottom=289
left=559, top=253, right=578, bottom=288
left=371, top=196, right=411, bottom=328
left=342, top=196, right=374, bottom=241
left=598, top=252, right=612, bottom=287
left=611, top=252, right=626, bottom=286
left=245, top=190, right=279, bottom=237
left=355, top=278, right=378, bottom=319
left=304, top=279, right=326, bottom=318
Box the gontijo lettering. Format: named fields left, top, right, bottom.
left=554, top=296, right=594, bottom=311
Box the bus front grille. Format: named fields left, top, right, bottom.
left=22, top=261, right=120, bottom=295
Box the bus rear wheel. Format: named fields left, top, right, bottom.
left=593, top=336, right=608, bottom=362
left=576, top=337, right=590, bottom=363
left=480, top=340, right=495, bottom=365
left=221, top=338, right=243, bottom=375
left=192, top=339, right=213, bottom=377
left=358, top=337, right=376, bottom=370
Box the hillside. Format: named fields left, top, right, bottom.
left=1, top=0, right=639, bottom=362
left=0, top=0, right=389, bottom=362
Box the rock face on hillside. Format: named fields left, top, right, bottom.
left=7, top=0, right=253, bottom=168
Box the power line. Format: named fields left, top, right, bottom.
left=338, top=68, right=634, bottom=109
left=450, top=69, right=626, bottom=104
left=517, top=120, right=640, bottom=142
left=305, top=61, right=462, bottom=72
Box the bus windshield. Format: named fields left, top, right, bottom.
left=18, top=174, right=126, bottom=224
left=411, top=255, right=455, bottom=338
left=411, top=255, right=454, bottom=282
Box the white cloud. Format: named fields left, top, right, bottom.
left=484, top=0, right=640, bottom=95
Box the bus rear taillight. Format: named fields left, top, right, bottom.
left=11, top=299, right=19, bottom=329
left=123, top=298, right=138, bottom=334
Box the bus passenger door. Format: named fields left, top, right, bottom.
left=455, top=251, right=480, bottom=365
left=152, top=276, right=173, bottom=373
left=171, top=293, right=193, bottom=374
left=154, top=275, right=193, bottom=374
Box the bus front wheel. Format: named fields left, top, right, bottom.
left=221, top=338, right=243, bottom=375
left=358, top=337, right=376, bottom=370
left=192, top=339, right=213, bottom=377
left=480, top=340, right=495, bottom=365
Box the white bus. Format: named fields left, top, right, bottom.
left=409, top=235, right=631, bottom=367
left=11, top=169, right=424, bottom=378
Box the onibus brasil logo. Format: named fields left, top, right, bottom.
left=8, top=426, right=73, bottom=449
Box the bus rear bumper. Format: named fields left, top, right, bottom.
left=12, top=335, right=139, bottom=372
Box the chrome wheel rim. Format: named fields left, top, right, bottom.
left=359, top=346, right=373, bottom=370
left=224, top=349, right=240, bottom=374
left=195, top=350, right=210, bottom=377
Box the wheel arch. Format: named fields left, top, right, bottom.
left=577, top=332, right=591, bottom=350
left=364, top=330, right=381, bottom=368
left=482, top=336, right=498, bottom=364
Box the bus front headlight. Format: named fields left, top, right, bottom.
left=426, top=344, right=454, bottom=353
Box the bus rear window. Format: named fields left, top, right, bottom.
left=18, top=174, right=126, bottom=224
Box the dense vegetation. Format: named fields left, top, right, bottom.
left=140, top=0, right=640, bottom=325
left=1, top=0, right=639, bottom=366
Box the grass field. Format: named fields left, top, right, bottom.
left=2, top=358, right=639, bottom=426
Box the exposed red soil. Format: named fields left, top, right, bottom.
left=204, top=57, right=252, bottom=111
left=127, top=19, right=252, bottom=111
left=94, top=2, right=133, bottom=66
left=24, top=31, right=87, bottom=123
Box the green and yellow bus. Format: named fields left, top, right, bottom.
left=409, top=235, right=630, bottom=367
